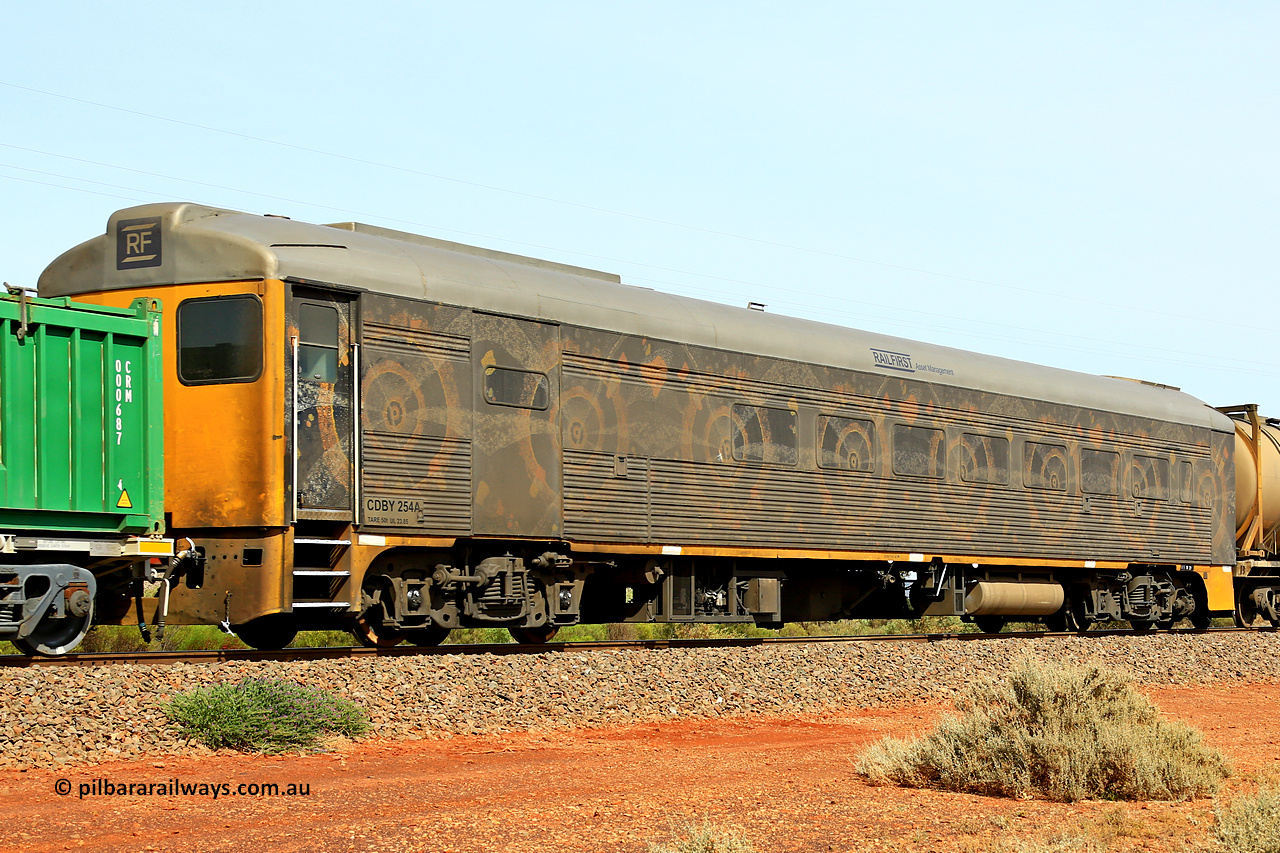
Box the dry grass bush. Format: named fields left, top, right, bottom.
left=859, top=658, right=1230, bottom=802
left=647, top=819, right=756, bottom=853
left=1003, top=833, right=1103, bottom=853
left=1215, top=787, right=1280, bottom=853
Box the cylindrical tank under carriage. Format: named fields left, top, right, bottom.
left=31, top=201, right=1277, bottom=650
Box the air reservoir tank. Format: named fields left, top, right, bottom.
left=964, top=581, right=1064, bottom=616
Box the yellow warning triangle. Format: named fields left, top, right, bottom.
left=116, top=489, right=133, bottom=509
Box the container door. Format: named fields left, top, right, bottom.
left=471, top=312, right=561, bottom=538
left=290, top=288, right=356, bottom=520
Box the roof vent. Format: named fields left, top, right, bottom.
left=1104, top=376, right=1180, bottom=392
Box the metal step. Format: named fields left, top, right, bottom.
left=290, top=601, right=352, bottom=610
left=292, top=569, right=351, bottom=577
left=293, top=538, right=351, bottom=546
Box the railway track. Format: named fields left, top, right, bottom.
left=0, top=625, right=1261, bottom=668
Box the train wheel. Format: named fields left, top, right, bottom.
left=233, top=616, right=298, bottom=651
left=1189, top=586, right=1213, bottom=630
left=1234, top=587, right=1263, bottom=628
left=353, top=613, right=405, bottom=648
left=1061, top=594, right=1092, bottom=632
left=510, top=625, right=560, bottom=644
left=13, top=600, right=94, bottom=656
left=404, top=625, right=452, bottom=647
left=973, top=617, right=1005, bottom=634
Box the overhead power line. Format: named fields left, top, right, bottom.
left=0, top=79, right=1234, bottom=331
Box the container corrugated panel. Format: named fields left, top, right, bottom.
left=0, top=292, right=163, bottom=535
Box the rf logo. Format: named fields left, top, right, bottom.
left=115, top=217, right=162, bottom=270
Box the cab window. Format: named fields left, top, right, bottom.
left=176, top=295, right=264, bottom=385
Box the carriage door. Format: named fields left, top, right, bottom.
left=471, top=312, right=562, bottom=538
left=290, top=288, right=356, bottom=521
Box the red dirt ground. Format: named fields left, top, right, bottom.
left=4, top=683, right=1280, bottom=853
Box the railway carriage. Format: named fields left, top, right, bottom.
left=28, top=201, right=1279, bottom=650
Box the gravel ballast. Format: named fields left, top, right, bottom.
left=3, top=632, right=1280, bottom=768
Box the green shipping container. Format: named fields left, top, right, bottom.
left=0, top=291, right=163, bottom=536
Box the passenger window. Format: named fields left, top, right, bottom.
left=1024, top=442, right=1068, bottom=491
left=484, top=367, right=550, bottom=410
left=731, top=404, right=797, bottom=466
left=1189, top=462, right=1216, bottom=508
left=959, top=433, right=1009, bottom=484
left=176, top=295, right=264, bottom=385
left=1081, top=449, right=1120, bottom=495
left=298, top=303, right=339, bottom=383
left=817, top=415, right=876, bottom=473
left=1131, top=455, right=1171, bottom=501
left=892, top=424, right=944, bottom=479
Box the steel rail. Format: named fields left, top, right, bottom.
left=0, top=625, right=1262, bottom=668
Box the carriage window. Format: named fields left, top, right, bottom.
left=1178, top=461, right=1193, bottom=504
left=892, top=424, right=944, bottom=479
left=176, top=295, right=263, bottom=385
left=1081, top=449, right=1120, bottom=495
left=731, top=404, right=797, bottom=466
left=484, top=367, right=550, bottom=410
left=298, top=303, right=339, bottom=383
left=1024, top=442, right=1068, bottom=491
left=818, top=415, right=876, bottom=472
left=1131, top=455, right=1171, bottom=501
left=959, top=433, right=1009, bottom=484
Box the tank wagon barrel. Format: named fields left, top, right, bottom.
left=5, top=200, right=1275, bottom=653
left=1219, top=404, right=1280, bottom=624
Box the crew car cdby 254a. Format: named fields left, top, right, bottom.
left=14, top=201, right=1278, bottom=652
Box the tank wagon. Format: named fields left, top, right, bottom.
left=29, top=202, right=1280, bottom=651
left=0, top=289, right=172, bottom=654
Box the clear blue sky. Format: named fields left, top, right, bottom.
left=3, top=1, right=1276, bottom=415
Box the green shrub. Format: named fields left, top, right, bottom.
left=858, top=658, right=1230, bottom=802
left=289, top=630, right=357, bottom=649
left=163, top=625, right=247, bottom=651
left=547, top=623, right=610, bottom=642
left=166, top=678, right=368, bottom=752
left=648, top=819, right=756, bottom=853
left=77, top=626, right=151, bottom=653
left=443, top=626, right=513, bottom=644
left=1216, top=787, right=1280, bottom=852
